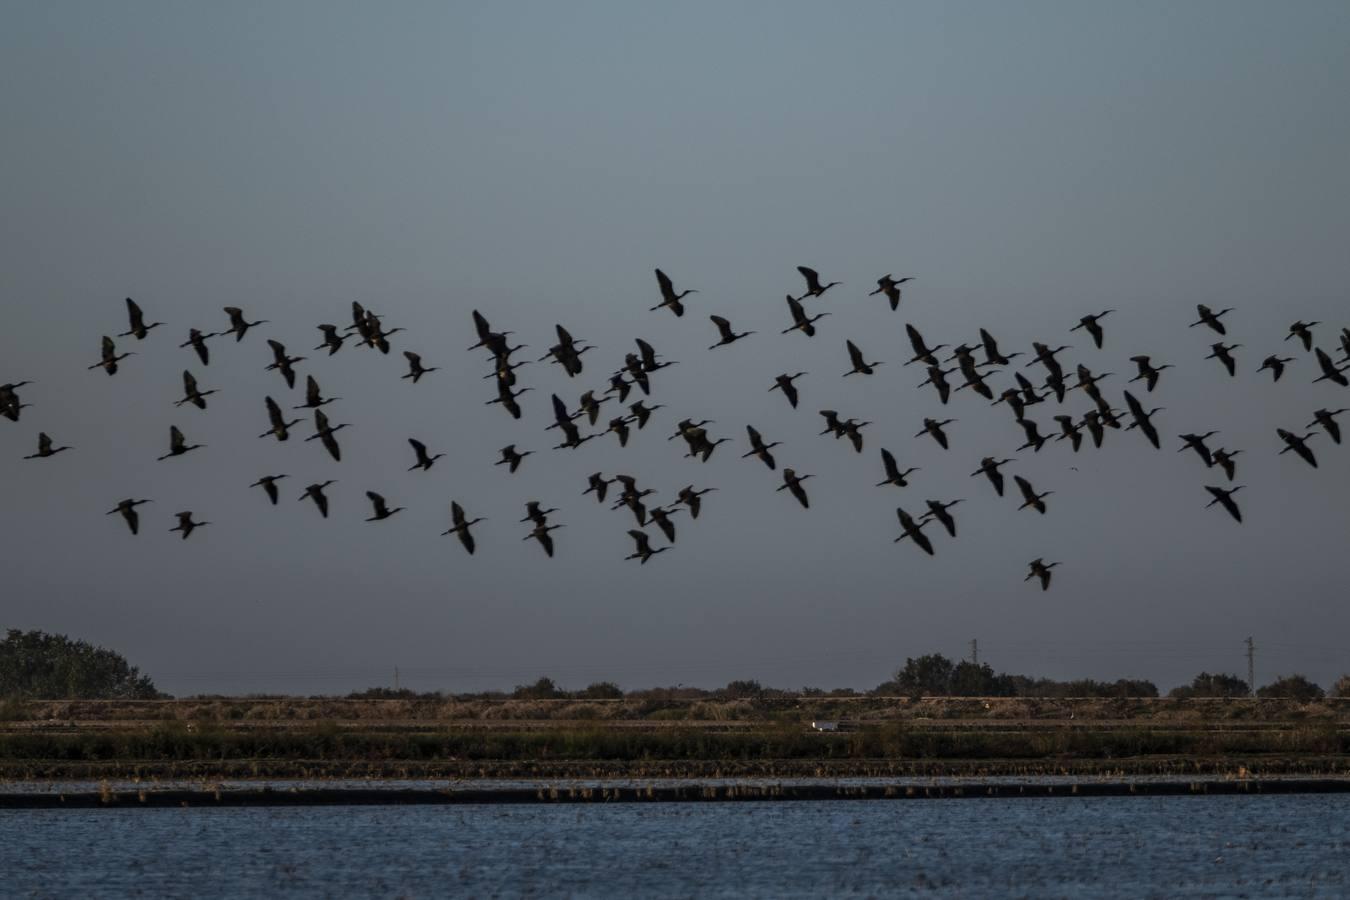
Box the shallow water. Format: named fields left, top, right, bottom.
left=3, top=795, right=1348, bottom=897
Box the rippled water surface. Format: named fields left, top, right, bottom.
left=3, top=795, right=1348, bottom=898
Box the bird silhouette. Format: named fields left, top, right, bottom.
left=776, top=469, right=813, bottom=509
left=249, top=474, right=288, bottom=505
left=769, top=373, right=807, bottom=409
left=1016, top=418, right=1048, bottom=453
left=305, top=409, right=351, bottom=461
left=1069, top=310, right=1114, bottom=349
left=88, top=336, right=135, bottom=375
left=157, top=425, right=203, bottom=461
left=625, top=529, right=670, bottom=564
left=920, top=499, right=964, bottom=538
left=1205, top=342, right=1241, bottom=378
left=876, top=448, right=919, bottom=488
left=971, top=457, right=1015, bottom=497
left=120, top=298, right=164, bottom=340
left=1285, top=321, right=1319, bottom=352
left=293, top=375, right=338, bottom=410
left=495, top=444, right=533, bottom=473
left=1276, top=428, right=1318, bottom=468
left=260, top=396, right=302, bottom=441
left=1190, top=304, right=1232, bottom=335
left=169, top=511, right=209, bottom=540
left=1025, top=559, right=1059, bottom=591
left=1128, top=356, right=1172, bottom=392
left=584, top=473, right=617, bottom=503
left=300, top=481, right=337, bottom=518
left=1256, top=355, right=1296, bottom=382
left=782, top=295, right=830, bottom=337
left=868, top=274, right=914, bottom=311
left=314, top=324, right=349, bottom=356
left=1204, top=485, right=1244, bottom=523
left=524, top=523, right=564, bottom=557
left=904, top=324, right=947, bottom=367
left=179, top=329, right=218, bottom=365
left=521, top=501, right=558, bottom=528
left=646, top=506, right=681, bottom=543
left=221, top=306, right=268, bottom=341
left=1178, top=432, right=1219, bottom=467
left=442, top=502, right=486, bottom=554
left=1211, top=448, right=1242, bottom=482
left=364, top=491, right=404, bottom=522
left=918, top=366, right=955, bottom=405
left=402, top=351, right=440, bottom=383
left=175, top=370, right=217, bottom=410
left=916, top=418, right=955, bottom=450
left=979, top=329, right=1022, bottom=367
left=23, top=432, right=72, bottom=459
left=1053, top=415, right=1085, bottom=452
left=652, top=269, right=696, bottom=316
left=743, top=425, right=782, bottom=470
left=265, top=340, right=306, bottom=389
left=1122, top=390, right=1164, bottom=449
left=795, top=266, right=841, bottom=300
left=1308, top=408, right=1347, bottom=444
left=708, top=315, right=754, bottom=349
left=843, top=339, right=882, bottom=376
left=407, top=438, right=444, bottom=471
left=1312, top=347, right=1350, bottom=386
left=676, top=485, right=717, bottom=519
left=893, top=507, right=935, bottom=556
left=628, top=401, right=664, bottom=430
left=1014, top=475, right=1052, bottom=514
left=106, top=498, right=152, bottom=534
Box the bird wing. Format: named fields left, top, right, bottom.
left=451, top=501, right=466, bottom=525
left=635, top=338, right=658, bottom=367
left=409, top=438, right=427, bottom=456
left=654, top=268, right=674, bottom=298
left=472, top=310, right=491, bottom=341
left=1014, top=475, right=1034, bottom=499
left=183, top=370, right=198, bottom=393
left=366, top=491, right=386, bottom=515
left=797, top=266, right=821, bottom=291
left=880, top=447, right=898, bottom=478
left=905, top=324, right=927, bottom=356
left=314, top=409, right=330, bottom=431
left=126, top=297, right=145, bottom=327
left=1123, top=390, right=1144, bottom=420
left=170, top=425, right=185, bottom=449
left=847, top=340, right=865, bottom=367
left=710, top=315, right=733, bottom=339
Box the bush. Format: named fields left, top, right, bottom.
left=0, top=629, right=161, bottom=700
left=512, top=677, right=563, bottom=700
left=1169, top=672, right=1250, bottom=699
left=1257, top=675, right=1324, bottom=702
left=578, top=681, right=623, bottom=700
left=1333, top=676, right=1350, bottom=699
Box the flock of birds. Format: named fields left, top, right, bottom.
left=5, top=268, right=1349, bottom=591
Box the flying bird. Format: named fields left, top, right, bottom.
left=249, top=474, right=288, bottom=505
left=365, top=491, right=405, bottom=522
left=1069, top=310, right=1114, bottom=349
left=1285, top=321, right=1319, bottom=352
left=157, top=425, right=204, bottom=461
left=106, top=498, right=152, bottom=534
left=402, top=351, right=439, bottom=383
left=920, top=499, right=964, bottom=538
left=625, top=529, right=669, bottom=564
left=1256, top=355, right=1296, bottom=382
left=893, top=507, right=935, bottom=556
left=495, top=444, right=533, bottom=473
left=676, top=485, right=717, bottom=519
left=743, top=425, right=782, bottom=470
left=584, top=473, right=617, bottom=503
left=1128, top=356, right=1172, bottom=393
left=1122, top=390, right=1164, bottom=449
left=315, top=324, right=348, bottom=355
left=23, top=432, right=72, bottom=460
left=843, top=339, right=882, bottom=376
left=916, top=418, right=955, bottom=450
left=1190, top=304, right=1232, bottom=335
left=1025, top=559, right=1059, bottom=591
left=305, top=409, right=351, bottom=462
left=260, top=396, right=302, bottom=441
left=904, top=324, right=946, bottom=367
left=175, top=370, right=217, bottom=410
left=88, top=336, right=135, bottom=375
left=782, top=295, right=830, bottom=337
left=1204, top=485, right=1244, bottom=523
left=876, top=448, right=919, bottom=488
left=1312, top=347, right=1350, bottom=387
left=442, top=502, right=486, bottom=555
left=769, top=372, right=807, bottom=409
left=221, top=306, right=268, bottom=341
left=524, top=523, right=564, bottom=557
left=1211, top=448, right=1242, bottom=481
left=180, top=329, right=218, bottom=365
left=407, top=438, right=444, bottom=471
left=169, top=511, right=210, bottom=540
left=971, top=457, right=1015, bottom=497
left=918, top=366, right=955, bottom=405
left=265, top=340, right=306, bottom=389
left=120, top=298, right=164, bottom=340
left=1276, top=428, right=1318, bottom=468
left=1205, top=342, right=1241, bottom=378
left=795, top=266, right=840, bottom=300
left=868, top=274, right=914, bottom=311
left=776, top=469, right=813, bottom=509
left=1308, top=408, right=1347, bottom=444
left=299, top=481, right=337, bottom=518
left=708, top=315, right=754, bottom=349
left=1014, top=475, right=1052, bottom=514
left=1178, top=432, right=1219, bottom=467
left=652, top=268, right=696, bottom=317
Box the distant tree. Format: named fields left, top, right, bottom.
left=1332, top=676, right=1350, bottom=699
left=346, top=687, right=427, bottom=700
left=1257, top=675, right=1324, bottom=702
left=1169, top=672, right=1250, bottom=698
left=578, top=681, right=624, bottom=700
left=512, top=677, right=563, bottom=699
left=891, top=654, right=956, bottom=696
left=0, top=629, right=161, bottom=699
left=719, top=679, right=763, bottom=699
left=950, top=661, right=1016, bottom=696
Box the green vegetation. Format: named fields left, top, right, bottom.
left=1169, top=672, right=1251, bottom=699
left=1258, top=675, right=1325, bottom=701
left=0, top=630, right=160, bottom=700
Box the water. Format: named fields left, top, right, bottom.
left=2, top=795, right=1347, bottom=897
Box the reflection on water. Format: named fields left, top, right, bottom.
left=3, top=795, right=1348, bottom=897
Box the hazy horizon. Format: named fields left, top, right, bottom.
left=4, top=1, right=1348, bottom=696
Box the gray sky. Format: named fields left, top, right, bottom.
left=4, top=1, right=1348, bottom=696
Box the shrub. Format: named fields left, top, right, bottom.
left=1257, top=675, right=1324, bottom=702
